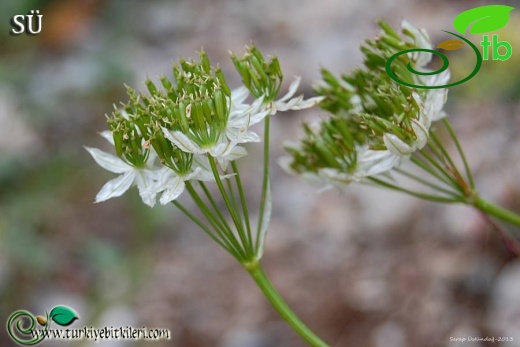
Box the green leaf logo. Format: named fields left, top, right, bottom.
left=453, top=5, right=514, bottom=35
left=49, top=306, right=79, bottom=326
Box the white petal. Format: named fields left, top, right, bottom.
left=162, top=128, right=204, bottom=154
left=212, top=144, right=247, bottom=170
left=401, top=20, right=432, bottom=67
left=209, top=139, right=237, bottom=157
left=429, top=69, right=451, bottom=87
left=193, top=154, right=211, bottom=171
left=85, top=147, right=129, bottom=174
left=237, top=130, right=262, bottom=143
left=228, top=97, right=268, bottom=129
left=275, top=96, right=303, bottom=111
left=289, top=96, right=325, bottom=110
left=226, top=126, right=261, bottom=144
left=319, top=168, right=358, bottom=183
left=121, top=109, right=130, bottom=120
left=186, top=167, right=213, bottom=181
left=135, top=169, right=158, bottom=192
left=95, top=171, right=135, bottom=203
left=247, top=109, right=270, bottom=127
left=277, top=156, right=297, bottom=176
left=223, top=145, right=247, bottom=161
left=231, top=86, right=249, bottom=105
left=99, top=131, right=115, bottom=145
left=357, top=149, right=401, bottom=176
left=277, top=76, right=301, bottom=102
left=411, top=119, right=429, bottom=149
left=425, top=90, right=448, bottom=122
left=159, top=176, right=185, bottom=205
left=146, top=148, right=160, bottom=168
left=135, top=170, right=158, bottom=207
left=383, top=134, right=414, bottom=155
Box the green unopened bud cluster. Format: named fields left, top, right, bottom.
left=106, top=105, right=151, bottom=168
left=106, top=52, right=233, bottom=174
left=287, top=21, right=433, bottom=176
left=287, top=118, right=358, bottom=175
left=231, top=45, right=283, bottom=102
left=316, top=22, right=424, bottom=146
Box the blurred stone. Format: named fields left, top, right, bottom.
left=372, top=321, right=407, bottom=347
left=0, top=88, right=40, bottom=155
left=220, top=329, right=268, bottom=347
left=488, top=261, right=520, bottom=344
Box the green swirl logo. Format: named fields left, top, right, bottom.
left=386, top=5, right=515, bottom=89
left=6, top=306, right=79, bottom=346
left=386, top=31, right=482, bottom=89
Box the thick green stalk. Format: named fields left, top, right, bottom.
left=473, top=196, right=520, bottom=228
left=245, top=261, right=329, bottom=347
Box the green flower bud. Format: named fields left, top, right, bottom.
left=107, top=109, right=150, bottom=168
left=231, top=44, right=283, bottom=102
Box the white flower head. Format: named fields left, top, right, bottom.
left=283, top=21, right=450, bottom=188
left=379, top=21, right=449, bottom=156
left=231, top=45, right=324, bottom=118
left=85, top=134, right=159, bottom=207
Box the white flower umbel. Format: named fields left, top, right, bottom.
left=231, top=45, right=324, bottom=117
left=85, top=144, right=159, bottom=207
left=87, top=44, right=364, bottom=347
left=281, top=134, right=402, bottom=187
left=284, top=21, right=450, bottom=187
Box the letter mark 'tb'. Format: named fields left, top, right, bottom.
left=481, top=34, right=512, bottom=61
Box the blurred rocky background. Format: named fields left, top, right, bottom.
left=1, top=0, right=519, bottom=346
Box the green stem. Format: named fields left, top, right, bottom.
left=417, top=149, right=463, bottom=193
left=395, top=168, right=463, bottom=198
left=368, top=177, right=464, bottom=203
left=256, top=116, right=271, bottom=255
left=245, top=262, right=329, bottom=347
left=231, top=161, right=254, bottom=255
left=198, top=181, right=240, bottom=244
left=442, top=118, right=475, bottom=188
left=473, top=196, right=520, bottom=228
left=184, top=182, right=246, bottom=260
left=409, top=155, right=454, bottom=187
left=208, top=156, right=253, bottom=258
